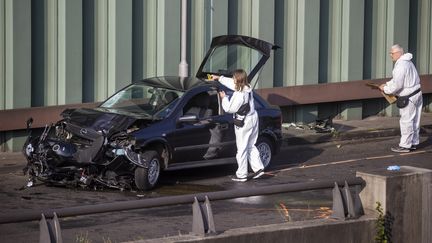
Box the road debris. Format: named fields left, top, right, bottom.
left=387, top=165, right=400, bottom=171
left=283, top=117, right=335, bottom=134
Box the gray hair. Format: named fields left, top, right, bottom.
left=391, top=44, right=404, bottom=54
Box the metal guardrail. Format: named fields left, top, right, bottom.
left=1, top=75, right=431, bottom=132
left=0, top=102, right=100, bottom=132
left=0, top=177, right=365, bottom=224
left=257, top=75, right=432, bottom=106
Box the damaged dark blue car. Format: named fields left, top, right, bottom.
left=23, top=35, right=282, bottom=191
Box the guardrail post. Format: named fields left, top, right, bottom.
left=191, top=196, right=216, bottom=235
left=331, top=182, right=346, bottom=219
left=39, top=212, right=62, bottom=243
left=331, top=181, right=364, bottom=220
left=342, top=181, right=363, bottom=219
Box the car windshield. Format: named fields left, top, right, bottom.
left=201, top=44, right=263, bottom=76
left=100, top=84, right=184, bottom=118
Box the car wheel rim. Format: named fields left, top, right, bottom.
left=148, top=158, right=160, bottom=185
left=257, top=142, right=271, bottom=167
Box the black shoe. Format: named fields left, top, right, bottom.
left=252, top=169, right=265, bottom=179
left=410, top=145, right=417, bottom=151
left=231, top=176, right=247, bottom=182
left=391, top=146, right=411, bottom=153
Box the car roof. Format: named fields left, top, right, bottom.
left=132, top=75, right=271, bottom=108
left=133, top=76, right=214, bottom=92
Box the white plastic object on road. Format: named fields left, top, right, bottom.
left=387, top=165, right=400, bottom=171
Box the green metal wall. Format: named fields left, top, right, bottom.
left=1, top=0, right=432, bottom=150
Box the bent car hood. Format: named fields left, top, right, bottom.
left=196, top=35, right=279, bottom=85
left=61, top=108, right=142, bottom=134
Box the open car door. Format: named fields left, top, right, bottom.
left=196, top=35, right=279, bottom=89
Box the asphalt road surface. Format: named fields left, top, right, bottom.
left=0, top=135, right=431, bottom=243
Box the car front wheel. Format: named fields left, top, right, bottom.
left=256, top=137, right=273, bottom=168
left=134, top=150, right=161, bottom=191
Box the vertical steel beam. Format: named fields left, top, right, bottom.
left=45, top=0, right=58, bottom=106
left=371, top=0, right=388, bottom=79
left=282, top=0, right=297, bottom=87
left=155, top=0, right=180, bottom=77
left=58, top=0, right=82, bottom=105
left=236, top=0, right=274, bottom=88
left=57, top=0, right=66, bottom=105
left=319, top=0, right=343, bottom=119
left=0, top=0, right=4, bottom=110
left=143, top=0, right=157, bottom=77
left=190, top=0, right=206, bottom=77
left=328, top=0, right=343, bottom=83
left=292, top=0, right=320, bottom=123
left=178, top=0, right=188, bottom=77
left=107, top=0, right=116, bottom=95
left=418, top=0, right=431, bottom=74
left=144, top=0, right=180, bottom=77
left=107, top=0, right=132, bottom=94
left=132, top=0, right=143, bottom=81
left=5, top=0, right=31, bottom=109
left=420, top=0, right=432, bottom=110
left=428, top=0, right=432, bottom=75
left=252, top=0, right=275, bottom=89
left=155, top=0, right=166, bottom=76
left=190, top=0, right=228, bottom=76
left=341, top=0, right=364, bottom=82
left=94, top=0, right=108, bottom=101
left=296, top=0, right=320, bottom=85
left=210, top=1, right=228, bottom=39
left=94, top=0, right=133, bottom=100
left=0, top=0, right=4, bottom=152
left=385, top=0, right=410, bottom=117
left=340, top=0, right=365, bottom=120
left=3, top=0, right=31, bottom=151
left=190, top=0, right=205, bottom=76
left=386, top=0, right=409, bottom=74
left=82, top=0, right=95, bottom=103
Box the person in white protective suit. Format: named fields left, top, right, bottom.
left=210, top=69, right=265, bottom=182
left=379, top=44, right=423, bottom=153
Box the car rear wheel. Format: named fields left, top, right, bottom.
left=134, top=150, right=161, bottom=191
left=256, top=137, right=273, bottom=168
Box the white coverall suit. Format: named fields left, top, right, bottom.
left=219, top=76, right=264, bottom=179
left=383, top=53, right=423, bottom=149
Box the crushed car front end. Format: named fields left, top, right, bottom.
left=23, top=112, right=144, bottom=190
left=22, top=82, right=184, bottom=191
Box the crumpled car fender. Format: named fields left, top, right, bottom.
left=135, top=137, right=172, bottom=169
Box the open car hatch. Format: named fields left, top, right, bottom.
left=196, top=35, right=279, bottom=89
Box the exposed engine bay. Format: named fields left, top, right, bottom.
left=23, top=112, right=147, bottom=191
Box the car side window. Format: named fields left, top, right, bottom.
left=183, top=92, right=216, bottom=119
left=208, top=92, right=220, bottom=116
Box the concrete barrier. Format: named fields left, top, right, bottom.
left=358, top=166, right=432, bottom=243
left=127, top=166, right=431, bottom=243
left=125, top=217, right=377, bottom=243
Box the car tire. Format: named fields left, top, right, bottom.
left=134, top=150, right=161, bottom=191
left=256, top=137, right=273, bottom=168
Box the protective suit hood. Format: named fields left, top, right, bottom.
left=398, top=53, right=413, bottom=62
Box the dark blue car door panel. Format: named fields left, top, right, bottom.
left=167, top=122, right=213, bottom=162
